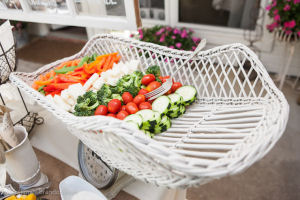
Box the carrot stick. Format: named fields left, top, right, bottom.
left=102, top=55, right=112, bottom=71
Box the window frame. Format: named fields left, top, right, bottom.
left=0, top=0, right=139, bottom=30
left=142, top=0, right=273, bottom=52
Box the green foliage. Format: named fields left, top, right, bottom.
left=133, top=25, right=201, bottom=51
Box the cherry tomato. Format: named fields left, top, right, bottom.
left=171, top=82, right=182, bottom=92
left=133, top=94, right=146, bottom=105
left=159, top=76, right=170, bottom=83
left=146, top=81, right=161, bottom=92
left=94, top=105, right=108, bottom=115
left=116, top=110, right=129, bottom=120
left=107, top=99, right=122, bottom=113
left=166, top=89, right=172, bottom=95
left=107, top=113, right=117, bottom=118
left=139, top=102, right=152, bottom=110
left=148, top=99, right=154, bottom=104
left=121, top=105, right=127, bottom=111
left=125, top=102, right=139, bottom=114
left=122, top=92, right=133, bottom=104
left=141, top=74, right=156, bottom=85
left=138, top=88, right=148, bottom=95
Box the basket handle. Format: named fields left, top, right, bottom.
left=173, top=39, right=206, bottom=76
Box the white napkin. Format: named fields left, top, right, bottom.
left=0, top=20, right=14, bottom=54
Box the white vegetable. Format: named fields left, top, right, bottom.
left=83, top=73, right=99, bottom=91
left=92, top=77, right=104, bottom=90
left=68, top=83, right=85, bottom=100
left=53, top=95, right=72, bottom=111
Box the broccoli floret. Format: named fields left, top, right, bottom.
left=97, top=84, right=112, bottom=100
left=74, top=91, right=99, bottom=116
left=132, top=71, right=143, bottom=88
left=146, top=65, right=161, bottom=78
left=112, top=94, right=123, bottom=102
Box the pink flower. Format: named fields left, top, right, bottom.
left=166, top=26, right=172, bottom=31
left=192, top=46, right=196, bottom=51
left=294, top=0, right=300, bottom=3
left=285, top=30, right=292, bottom=34
left=283, top=4, right=291, bottom=11
left=181, top=30, right=188, bottom=38
left=273, top=9, right=278, bottom=15
left=274, top=14, right=280, bottom=21
left=173, top=28, right=181, bottom=34
left=175, top=42, right=182, bottom=49
left=297, top=31, right=300, bottom=37
left=130, top=33, right=134, bottom=38
left=272, top=0, right=277, bottom=6
left=266, top=5, right=272, bottom=10
left=156, top=28, right=165, bottom=36
left=169, top=45, right=174, bottom=49
left=192, top=36, right=200, bottom=43
left=284, top=20, right=296, bottom=29
left=267, top=22, right=278, bottom=31
left=159, top=34, right=165, bottom=42
left=289, top=20, right=296, bottom=28
left=171, top=35, right=176, bottom=39
left=138, top=29, right=143, bottom=39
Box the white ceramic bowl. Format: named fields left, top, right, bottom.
left=59, top=176, right=107, bottom=200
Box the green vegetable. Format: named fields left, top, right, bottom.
left=74, top=91, right=99, bottom=116
left=111, top=94, right=122, bottom=102
left=78, top=56, right=89, bottom=67
left=38, top=85, right=46, bottom=95
left=96, top=84, right=119, bottom=106
left=54, top=65, right=78, bottom=74
left=146, top=65, right=161, bottom=83
left=115, top=71, right=143, bottom=96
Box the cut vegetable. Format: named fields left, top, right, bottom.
left=125, top=120, right=140, bottom=130
left=136, top=109, right=161, bottom=131
left=168, top=105, right=186, bottom=119
left=154, top=115, right=171, bottom=134
left=124, top=114, right=143, bottom=128
left=175, top=86, right=197, bottom=106
left=152, top=96, right=171, bottom=115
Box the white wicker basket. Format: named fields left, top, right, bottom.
left=10, top=34, right=289, bottom=188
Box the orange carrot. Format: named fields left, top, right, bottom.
left=102, top=55, right=112, bottom=71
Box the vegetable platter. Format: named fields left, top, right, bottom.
left=10, top=34, right=289, bottom=188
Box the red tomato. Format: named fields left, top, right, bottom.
left=116, top=110, right=129, bottom=120
left=138, top=88, right=148, bottom=95
left=122, top=92, right=133, bottom=104
left=107, top=113, right=117, bottom=118
left=139, top=102, right=152, bottom=110
left=121, top=105, right=127, bottom=111
left=125, top=102, right=139, bottom=114
left=171, top=82, right=182, bottom=92
left=107, top=99, right=122, bottom=113
left=133, top=94, right=146, bottom=105
left=166, top=89, right=172, bottom=95
left=141, top=74, right=156, bottom=85
left=159, top=76, right=170, bottom=83
left=94, top=105, right=108, bottom=115
left=146, top=81, right=161, bottom=92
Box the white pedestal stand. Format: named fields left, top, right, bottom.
left=274, top=30, right=299, bottom=90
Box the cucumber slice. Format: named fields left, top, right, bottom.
left=137, top=110, right=161, bottom=131
left=154, top=115, right=171, bottom=134
left=152, top=96, right=171, bottom=115
left=168, top=105, right=186, bottom=119
left=126, top=120, right=140, bottom=130
left=124, top=114, right=143, bottom=128
left=168, top=93, right=183, bottom=107
left=167, top=93, right=184, bottom=118
left=175, top=86, right=197, bottom=106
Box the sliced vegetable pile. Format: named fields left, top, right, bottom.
left=32, top=52, right=197, bottom=137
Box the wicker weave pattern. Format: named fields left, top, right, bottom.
left=10, top=34, right=289, bottom=188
